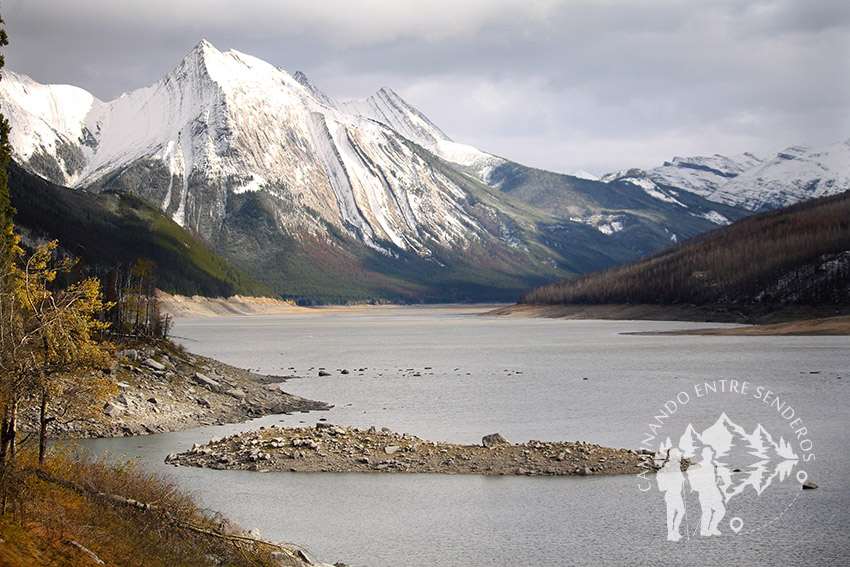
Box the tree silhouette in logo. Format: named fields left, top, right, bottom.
left=656, top=413, right=799, bottom=540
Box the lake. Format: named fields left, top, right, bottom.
left=79, top=306, right=850, bottom=566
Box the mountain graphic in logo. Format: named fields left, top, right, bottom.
left=658, top=413, right=799, bottom=505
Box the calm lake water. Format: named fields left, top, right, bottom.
left=80, top=306, right=850, bottom=566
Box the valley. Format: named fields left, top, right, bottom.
left=0, top=40, right=779, bottom=303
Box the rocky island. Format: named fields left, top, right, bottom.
left=166, top=423, right=657, bottom=476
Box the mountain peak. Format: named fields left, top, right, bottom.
left=376, top=86, right=401, bottom=99
left=194, top=39, right=216, bottom=52
left=171, top=39, right=221, bottom=80
left=292, top=70, right=337, bottom=110
left=178, top=39, right=280, bottom=83
left=340, top=86, right=452, bottom=149
left=184, top=39, right=221, bottom=66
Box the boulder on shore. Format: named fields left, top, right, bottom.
left=482, top=433, right=510, bottom=448
left=192, top=372, right=222, bottom=393
left=143, top=358, right=166, bottom=372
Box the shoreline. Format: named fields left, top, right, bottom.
left=487, top=303, right=850, bottom=335
left=161, top=294, right=850, bottom=335
left=158, top=292, right=311, bottom=318
left=59, top=301, right=848, bottom=441
left=52, top=331, right=659, bottom=479
left=166, top=423, right=657, bottom=477
left=44, top=340, right=329, bottom=440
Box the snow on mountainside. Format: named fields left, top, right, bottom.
left=2, top=40, right=581, bottom=301
left=338, top=85, right=506, bottom=181
left=1, top=40, right=509, bottom=255
left=647, top=140, right=850, bottom=211
left=3, top=39, right=819, bottom=302
left=647, top=153, right=764, bottom=196
left=569, top=170, right=600, bottom=181
left=0, top=70, right=107, bottom=185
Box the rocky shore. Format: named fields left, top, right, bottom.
left=166, top=423, right=657, bottom=476
left=40, top=340, right=329, bottom=439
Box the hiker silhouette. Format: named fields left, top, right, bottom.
left=687, top=446, right=726, bottom=536
left=657, top=448, right=686, bottom=541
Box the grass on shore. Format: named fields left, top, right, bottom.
left=0, top=448, right=310, bottom=567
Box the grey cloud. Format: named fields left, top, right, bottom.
left=1, top=0, right=847, bottom=174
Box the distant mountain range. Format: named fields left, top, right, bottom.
left=645, top=139, right=850, bottom=212
left=1, top=40, right=846, bottom=301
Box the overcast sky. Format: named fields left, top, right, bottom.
left=3, top=0, right=848, bottom=175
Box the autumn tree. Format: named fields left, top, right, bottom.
left=0, top=12, right=115, bottom=469
left=0, top=11, right=18, bottom=464
left=16, top=241, right=114, bottom=463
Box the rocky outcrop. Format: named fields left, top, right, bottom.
left=166, top=423, right=657, bottom=476
left=37, top=341, right=330, bottom=439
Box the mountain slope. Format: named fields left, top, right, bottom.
left=0, top=40, right=754, bottom=302
left=518, top=189, right=850, bottom=319
left=7, top=162, right=271, bottom=298
left=488, top=162, right=749, bottom=254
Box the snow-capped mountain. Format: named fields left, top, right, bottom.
left=569, top=169, right=600, bottom=181
left=1, top=41, right=507, bottom=255
left=647, top=140, right=850, bottom=212
left=0, top=40, right=752, bottom=301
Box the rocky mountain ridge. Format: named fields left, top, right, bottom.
left=3, top=39, right=823, bottom=301
left=645, top=139, right=850, bottom=212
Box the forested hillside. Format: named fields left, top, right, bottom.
left=7, top=162, right=272, bottom=298
left=519, top=190, right=850, bottom=312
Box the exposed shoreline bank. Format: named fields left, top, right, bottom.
left=158, top=292, right=311, bottom=318
left=487, top=303, right=850, bottom=335
left=160, top=294, right=850, bottom=335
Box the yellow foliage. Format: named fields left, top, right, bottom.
left=0, top=239, right=116, bottom=462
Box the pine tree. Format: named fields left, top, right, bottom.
left=0, top=12, right=19, bottom=464
left=0, top=14, right=12, bottom=261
